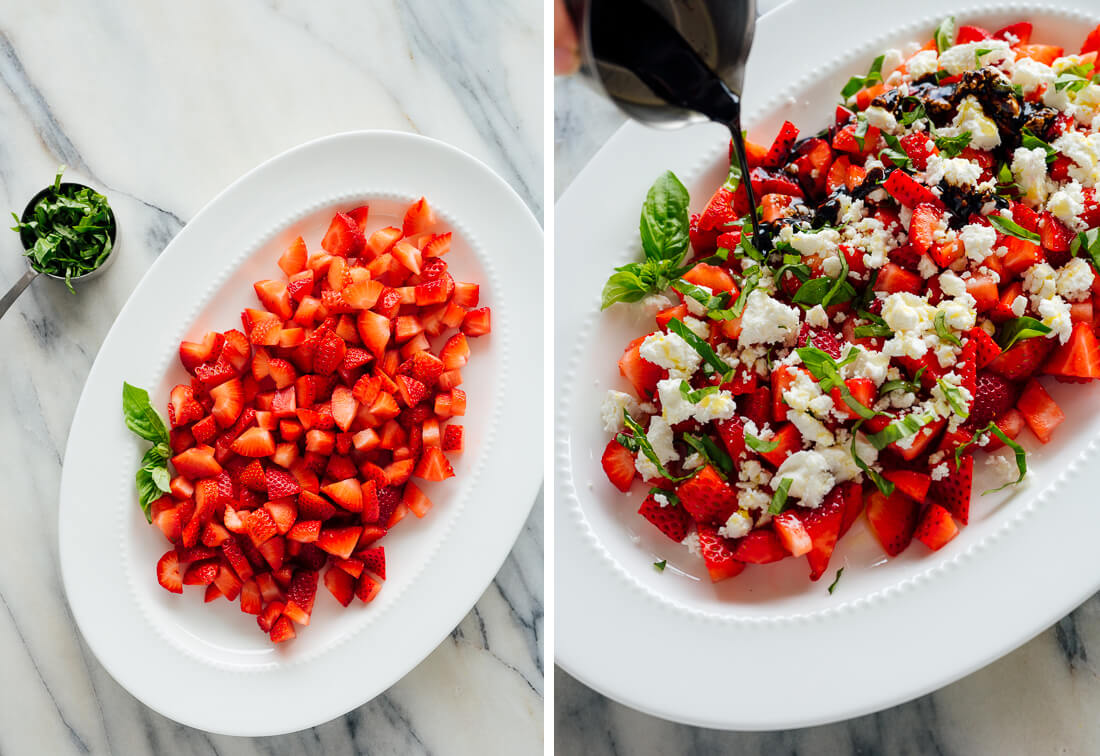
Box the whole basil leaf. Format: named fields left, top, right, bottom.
left=601, top=265, right=651, bottom=309
left=122, top=382, right=169, bottom=445
left=639, top=171, right=690, bottom=263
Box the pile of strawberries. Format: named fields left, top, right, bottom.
left=151, top=198, right=489, bottom=643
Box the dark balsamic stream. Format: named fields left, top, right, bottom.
left=589, top=0, right=764, bottom=248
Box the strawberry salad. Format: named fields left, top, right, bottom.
left=599, top=18, right=1100, bottom=585
left=125, top=197, right=489, bottom=642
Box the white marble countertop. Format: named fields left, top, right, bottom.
left=0, top=1, right=542, bottom=753
left=554, top=1, right=1100, bottom=753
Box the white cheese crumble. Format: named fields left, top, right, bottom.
left=601, top=390, right=640, bottom=433
left=718, top=509, right=753, bottom=540
left=1046, top=180, right=1087, bottom=232
left=1057, top=257, right=1095, bottom=302
left=959, top=223, right=998, bottom=263
left=944, top=96, right=1001, bottom=151
left=633, top=416, right=678, bottom=480
left=771, top=450, right=835, bottom=509
left=925, top=155, right=983, bottom=187
left=906, top=49, right=939, bottom=80
left=656, top=378, right=737, bottom=426
left=1052, top=131, right=1100, bottom=188
left=1012, top=146, right=1052, bottom=205
left=938, top=40, right=1013, bottom=76
left=639, top=330, right=701, bottom=379
left=739, top=290, right=801, bottom=345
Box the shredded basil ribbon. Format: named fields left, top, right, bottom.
left=618, top=410, right=693, bottom=483
left=866, top=411, right=936, bottom=451
left=667, top=318, right=734, bottom=380
left=769, top=477, right=793, bottom=515
left=953, top=422, right=1028, bottom=493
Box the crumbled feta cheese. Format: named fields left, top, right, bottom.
left=1011, top=295, right=1028, bottom=317
left=1052, top=131, right=1100, bottom=188
left=841, top=346, right=891, bottom=386
left=907, top=49, right=939, bottom=80
left=656, top=378, right=737, bottom=425
left=930, top=462, right=950, bottom=481
left=1012, top=146, right=1052, bottom=205
left=918, top=254, right=940, bottom=279
left=641, top=293, right=673, bottom=316
left=683, top=286, right=710, bottom=316
left=718, top=509, right=753, bottom=539
left=986, top=451, right=1021, bottom=488
left=653, top=492, right=671, bottom=508
left=739, top=290, right=801, bottom=345
left=1057, top=257, right=1095, bottom=302
left=959, top=223, right=998, bottom=263
left=788, top=228, right=841, bottom=257
left=1011, top=57, right=1056, bottom=94
left=945, top=96, right=1001, bottom=150
left=772, top=450, right=835, bottom=509
left=822, top=255, right=843, bottom=278
left=1024, top=262, right=1058, bottom=300
left=938, top=40, right=1013, bottom=75
left=864, top=105, right=898, bottom=133
left=683, top=452, right=704, bottom=470
left=925, top=154, right=983, bottom=187
left=939, top=270, right=967, bottom=298
left=634, top=416, right=678, bottom=479
left=1046, top=180, right=1087, bottom=231
left=682, top=530, right=702, bottom=556
left=601, top=390, right=640, bottom=433
left=805, top=304, right=829, bottom=328
left=1038, top=295, right=1073, bottom=343
left=682, top=315, right=711, bottom=339
left=639, top=330, right=702, bottom=379
left=738, top=459, right=773, bottom=488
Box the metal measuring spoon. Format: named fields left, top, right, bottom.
left=0, top=182, right=119, bottom=319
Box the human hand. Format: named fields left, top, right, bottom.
left=554, top=0, right=580, bottom=75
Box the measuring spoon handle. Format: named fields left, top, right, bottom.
left=0, top=268, right=39, bottom=320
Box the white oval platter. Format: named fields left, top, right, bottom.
left=555, top=0, right=1100, bottom=730
left=60, top=131, right=542, bottom=736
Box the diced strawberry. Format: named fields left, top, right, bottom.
left=461, top=307, right=491, bottom=337
left=156, top=551, right=183, bottom=593
left=914, top=503, right=959, bottom=551
left=1015, top=44, right=1063, bottom=66
left=323, top=566, right=355, bottom=607
left=929, top=456, right=973, bottom=524
left=968, top=371, right=1017, bottom=429
left=355, top=573, right=383, bottom=603
left=601, top=439, right=635, bottom=491
left=637, top=492, right=692, bottom=542
left=171, top=445, right=223, bottom=479
left=874, top=262, right=923, bottom=295
left=270, top=615, right=296, bottom=643
left=987, top=336, right=1054, bottom=380
left=212, top=563, right=243, bottom=601
left=315, top=526, right=362, bottom=560
left=731, top=528, right=788, bottom=563
left=321, top=212, right=365, bottom=257
left=402, top=197, right=435, bottom=236
left=179, top=332, right=225, bottom=374
left=414, top=446, right=455, bottom=482
left=883, top=170, right=943, bottom=209
left=1016, top=378, right=1065, bottom=443
left=882, top=469, right=931, bottom=502
left=676, top=466, right=737, bottom=525
left=230, top=427, right=275, bottom=457
left=865, top=489, right=919, bottom=556
left=968, top=327, right=1002, bottom=368
left=994, top=21, right=1032, bottom=45
left=772, top=512, right=812, bottom=557
left=803, top=483, right=852, bottom=580
left=321, top=478, right=364, bottom=513
left=695, top=524, right=745, bottom=581
left=1043, top=322, right=1100, bottom=381
left=757, top=423, right=801, bottom=468
left=908, top=203, right=943, bottom=254
left=900, top=132, right=937, bottom=171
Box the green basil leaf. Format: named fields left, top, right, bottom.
left=827, top=567, right=844, bottom=594
left=639, top=170, right=691, bottom=263
left=850, top=425, right=895, bottom=496
left=1021, top=128, right=1057, bottom=163
left=648, top=487, right=680, bottom=507
left=678, top=380, right=720, bottom=404
left=122, top=382, right=170, bottom=445
left=983, top=424, right=1028, bottom=493
left=934, top=310, right=963, bottom=347
left=998, top=316, right=1052, bottom=350
left=937, top=378, right=970, bottom=419
left=867, top=412, right=935, bottom=450
left=853, top=115, right=871, bottom=151
left=601, top=265, right=652, bottom=309
left=935, top=16, right=958, bottom=53
left=988, top=214, right=1041, bottom=243
left=744, top=433, right=779, bottom=454
left=933, top=131, right=972, bottom=158
left=682, top=432, right=734, bottom=476
left=620, top=411, right=693, bottom=483
left=769, top=477, right=793, bottom=515
left=667, top=318, right=733, bottom=380
left=654, top=559, right=667, bottom=571
left=792, top=276, right=856, bottom=307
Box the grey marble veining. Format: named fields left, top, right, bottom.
left=0, top=0, right=542, bottom=754
left=554, top=0, right=1100, bottom=752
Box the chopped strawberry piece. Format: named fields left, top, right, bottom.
left=930, top=456, right=973, bottom=524
left=865, top=489, right=919, bottom=556
left=1016, top=378, right=1065, bottom=443
left=676, top=466, right=737, bottom=525
left=914, top=503, right=959, bottom=551
left=637, top=492, right=692, bottom=542
left=696, top=524, right=745, bottom=581
left=156, top=551, right=183, bottom=593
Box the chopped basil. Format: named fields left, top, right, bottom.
left=744, top=432, right=779, bottom=454
left=933, top=310, right=963, bottom=347
left=899, top=100, right=928, bottom=127
left=827, top=567, right=845, bottom=594
left=1072, top=228, right=1100, bottom=271
left=850, top=425, right=895, bottom=496
left=648, top=487, right=680, bottom=507
left=769, top=477, right=793, bottom=515
left=795, top=345, right=860, bottom=392
left=988, top=214, right=1041, bottom=243
left=866, top=411, right=935, bottom=451
left=853, top=310, right=893, bottom=339
left=853, top=115, right=871, bottom=151
left=841, top=53, right=886, bottom=99
left=122, top=382, right=172, bottom=522
left=933, top=131, right=972, bottom=158
left=619, top=411, right=692, bottom=482
left=11, top=166, right=115, bottom=293
left=793, top=275, right=856, bottom=308
left=654, top=559, right=668, bottom=571
left=678, top=380, right=720, bottom=404
left=667, top=318, right=734, bottom=380
left=953, top=421, right=1028, bottom=492
left=998, top=316, right=1052, bottom=350
left=934, top=16, right=958, bottom=53
left=936, top=378, right=970, bottom=419
left=880, top=366, right=924, bottom=396
left=682, top=432, right=735, bottom=476
left=880, top=133, right=912, bottom=169
left=672, top=279, right=732, bottom=315
left=1021, top=129, right=1057, bottom=163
